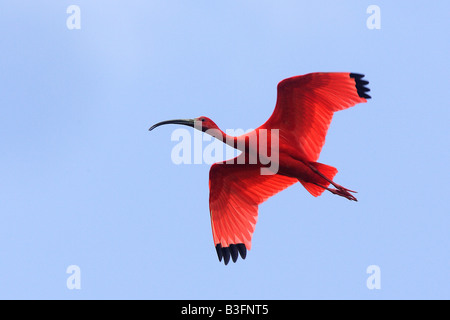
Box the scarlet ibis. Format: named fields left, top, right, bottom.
left=150, top=72, right=371, bottom=265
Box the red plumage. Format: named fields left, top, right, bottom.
left=150, top=72, right=371, bottom=265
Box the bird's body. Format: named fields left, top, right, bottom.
left=150, top=72, right=371, bottom=265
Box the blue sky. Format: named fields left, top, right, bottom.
left=0, top=1, right=448, bottom=299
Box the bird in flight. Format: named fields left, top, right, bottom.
left=149, top=72, right=371, bottom=265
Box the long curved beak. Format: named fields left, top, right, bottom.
left=148, top=118, right=196, bottom=131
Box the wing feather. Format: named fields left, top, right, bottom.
left=209, top=156, right=297, bottom=264
left=261, top=72, right=370, bottom=161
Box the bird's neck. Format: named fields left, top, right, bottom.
left=205, top=129, right=263, bottom=153
left=205, top=129, right=241, bottom=150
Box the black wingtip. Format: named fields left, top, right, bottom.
left=236, top=244, right=247, bottom=260
left=350, top=73, right=372, bottom=100
left=229, top=244, right=239, bottom=263
left=222, top=247, right=231, bottom=265
left=215, top=244, right=223, bottom=262
left=215, top=243, right=247, bottom=265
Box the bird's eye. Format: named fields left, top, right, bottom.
left=202, top=118, right=205, bottom=122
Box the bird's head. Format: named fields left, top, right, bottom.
left=149, top=116, right=220, bottom=133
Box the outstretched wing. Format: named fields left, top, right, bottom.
left=209, top=155, right=297, bottom=265
left=261, top=72, right=370, bottom=161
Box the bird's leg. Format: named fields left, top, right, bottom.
left=308, top=163, right=357, bottom=191
left=326, top=186, right=358, bottom=201
left=311, top=182, right=358, bottom=201
left=307, top=163, right=358, bottom=201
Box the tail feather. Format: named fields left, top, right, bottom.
left=299, top=162, right=338, bottom=197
